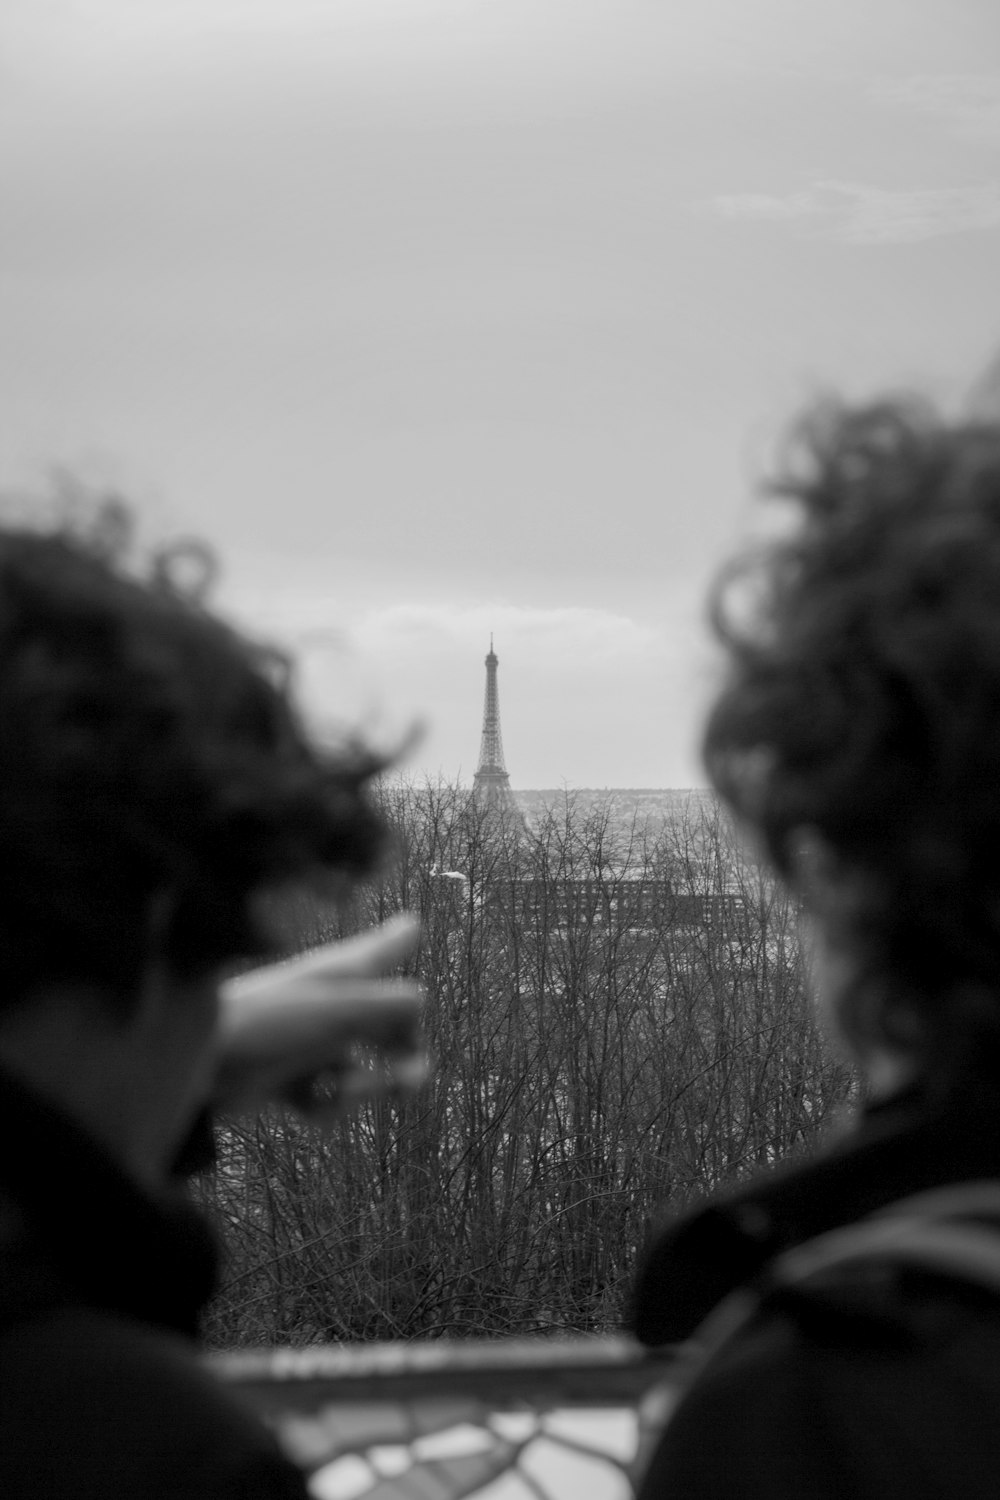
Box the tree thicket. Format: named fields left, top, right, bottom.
left=195, top=783, right=855, bottom=1346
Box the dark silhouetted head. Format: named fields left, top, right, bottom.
left=0, top=506, right=386, bottom=1016
left=703, top=395, right=1000, bottom=1076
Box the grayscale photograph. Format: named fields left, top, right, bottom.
left=2, top=2, right=1000, bottom=1496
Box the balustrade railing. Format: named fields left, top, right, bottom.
left=212, top=1335, right=680, bottom=1500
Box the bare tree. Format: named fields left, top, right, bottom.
left=195, top=784, right=854, bottom=1345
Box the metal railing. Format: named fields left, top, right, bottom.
left=213, top=1335, right=680, bottom=1500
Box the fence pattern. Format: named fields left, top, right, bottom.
left=213, top=1336, right=680, bottom=1500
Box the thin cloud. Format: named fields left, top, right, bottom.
left=712, top=179, right=1000, bottom=243
left=869, top=73, right=1000, bottom=147
left=351, top=603, right=664, bottom=663
left=218, top=592, right=681, bottom=667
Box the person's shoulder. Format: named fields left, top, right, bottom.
left=631, top=1192, right=781, bottom=1344
left=637, top=1303, right=843, bottom=1500
left=639, top=1276, right=1000, bottom=1500
left=0, top=1300, right=255, bottom=1423
left=0, top=1304, right=308, bottom=1499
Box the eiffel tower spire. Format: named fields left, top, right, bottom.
left=473, top=637, right=513, bottom=808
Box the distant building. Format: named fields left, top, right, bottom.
left=508, top=875, right=739, bottom=936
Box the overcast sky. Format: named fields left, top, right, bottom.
left=4, top=0, right=1000, bottom=786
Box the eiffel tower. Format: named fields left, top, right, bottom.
left=472, top=637, right=514, bottom=809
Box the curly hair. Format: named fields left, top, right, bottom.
left=703, top=394, right=1000, bottom=1070
left=0, top=510, right=387, bottom=1014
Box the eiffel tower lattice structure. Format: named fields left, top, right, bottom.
left=472, top=637, right=515, bottom=810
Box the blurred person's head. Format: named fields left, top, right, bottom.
left=702, top=393, right=1000, bottom=1093
left=0, top=501, right=386, bottom=1175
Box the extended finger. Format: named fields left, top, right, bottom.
left=225, top=913, right=421, bottom=999
left=280, top=913, right=421, bottom=980
left=220, top=977, right=423, bottom=1055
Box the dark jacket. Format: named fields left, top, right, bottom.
left=631, top=1074, right=1000, bottom=1498
left=0, top=1067, right=308, bottom=1500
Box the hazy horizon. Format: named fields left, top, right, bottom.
left=4, top=1, right=999, bottom=784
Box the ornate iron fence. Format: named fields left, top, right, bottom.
left=212, top=1335, right=680, bottom=1500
